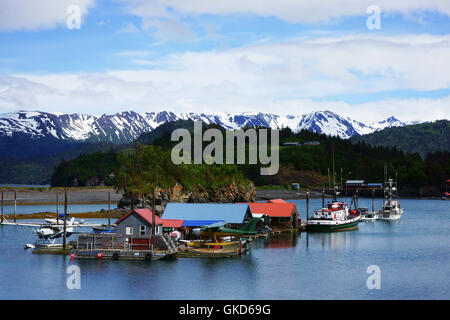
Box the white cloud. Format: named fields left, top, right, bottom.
left=117, top=0, right=450, bottom=23
left=1, top=34, right=449, bottom=122
left=116, top=22, right=140, bottom=34
left=0, top=0, right=94, bottom=31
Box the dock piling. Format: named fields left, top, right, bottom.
left=14, top=190, right=16, bottom=223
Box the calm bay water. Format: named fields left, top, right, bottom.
left=0, top=198, right=449, bottom=300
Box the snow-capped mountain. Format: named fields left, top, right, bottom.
left=0, top=109, right=415, bottom=143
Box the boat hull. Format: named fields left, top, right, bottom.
left=307, top=217, right=360, bottom=232
left=377, top=214, right=402, bottom=221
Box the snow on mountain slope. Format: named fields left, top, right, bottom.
left=0, top=109, right=414, bottom=143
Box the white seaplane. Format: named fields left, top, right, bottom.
left=1, top=216, right=103, bottom=249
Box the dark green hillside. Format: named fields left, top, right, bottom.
left=351, top=120, right=450, bottom=158
left=50, top=150, right=118, bottom=187
left=0, top=142, right=116, bottom=184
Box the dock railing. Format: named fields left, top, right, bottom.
left=76, top=233, right=177, bottom=253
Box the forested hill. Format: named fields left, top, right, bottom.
left=350, top=120, right=449, bottom=158
left=50, top=121, right=450, bottom=197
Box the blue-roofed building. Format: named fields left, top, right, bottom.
left=367, top=183, right=383, bottom=190
left=162, top=203, right=253, bottom=229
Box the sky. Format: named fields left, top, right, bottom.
left=0, top=0, right=450, bottom=123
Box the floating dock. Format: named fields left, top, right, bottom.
left=72, top=233, right=178, bottom=261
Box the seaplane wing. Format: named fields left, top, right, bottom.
left=1, top=221, right=103, bottom=228
left=199, top=221, right=226, bottom=229
left=1, top=222, right=43, bottom=227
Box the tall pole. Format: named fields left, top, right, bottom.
left=1, top=191, right=3, bottom=223
left=332, top=142, right=336, bottom=188
left=395, top=170, right=398, bottom=198
left=327, top=168, right=331, bottom=191
left=14, top=190, right=16, bottom=223
left=56, top=192, right=59, bottom=224
left=108, top=191, right=111, bottom=226
left=151, top=188, right=156, bottom=252
left=356, top=189, right=359, bottom=209
left=131, top=191, right=135, bottom=211
left=306, top=190, right=309, bottom=221
left=63, top=189, right=67, bottom=250
left=322, top=188, right=325, bottom=208
left=372, top=189, right=375, bottom=213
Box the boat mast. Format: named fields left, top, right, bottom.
left=332, top=141, right=337, bottom=201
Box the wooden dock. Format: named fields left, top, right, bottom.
left=73, top=248, right=176, bottom=261
left=72, top=233, right=178, bottom=261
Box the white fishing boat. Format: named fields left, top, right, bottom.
left=307, top=188, right=361, bottom=232
left=307, top=200, right=361, bottom=231
left=377, top=178, right=403, bottom=221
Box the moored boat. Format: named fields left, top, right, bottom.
left=377, top=178, right=403, bottom=221
left=307, top=200, right=361, bottom=232
left=178, top=237, right=249, bottom=257
left=359, top=207, right=379, bottom=222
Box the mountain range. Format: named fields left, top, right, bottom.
left=0, top=110, right=414, bottom=143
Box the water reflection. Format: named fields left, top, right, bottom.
left=306, top=229, right=359, bottom=250
left=252, top=232, right=298, bottom=250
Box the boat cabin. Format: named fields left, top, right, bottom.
left=314, top=202, right=348, bottom=220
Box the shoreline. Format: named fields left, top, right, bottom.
left=0, top=201, right=120, bottom=206
left=2, top=209, right=127, bottom=220
left=0, top=188, right=123, bottom=205
left=254, top=189, right=446, bottom=200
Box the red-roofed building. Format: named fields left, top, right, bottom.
left=266, top=199, right=287, bottom=203
left=161, top=219, right=184, bottom=229
left=115, top=209, right=163, bottom=238
left=248, top=202, right=299, bottom=231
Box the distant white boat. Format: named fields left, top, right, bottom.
left=377, top=178, right=403, bottom=221
left=359, top=207, right=379, bottom=222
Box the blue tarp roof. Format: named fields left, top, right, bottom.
left=162, top=203, right=250, bottom=224
left=367, top=183, right=383, bottom=186
left=181, top=220, right=225, bottom=227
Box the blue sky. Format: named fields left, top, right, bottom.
left=0, top=0, right=449, bottom=123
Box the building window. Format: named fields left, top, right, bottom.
left=140, top=225, right=146, bottom=235
left=125, top=226, right=133, bottom=235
